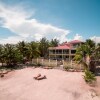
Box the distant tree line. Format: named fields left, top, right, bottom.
left=0, top=38, right=59, bottom=67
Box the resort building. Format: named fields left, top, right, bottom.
left=48, top=40, right=83, bottom=61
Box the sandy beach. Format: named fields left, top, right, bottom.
left=0, top=67, right=100, bottom=100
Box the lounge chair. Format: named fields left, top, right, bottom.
left=36, top=75, right=46, bottom=80
left=33, top=74, right=41, bottom=79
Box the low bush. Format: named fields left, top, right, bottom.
left=64, top=65, right=73, bottom=71
left=84, top=69, right=96, bottom=83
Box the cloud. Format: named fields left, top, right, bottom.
left=73, top=34, right=83, bottom=41
left=0, top=36, right=25, bottom=44
left=0, top=3, right=70, bottom=44
left=90, top=36, right=100, bottom=44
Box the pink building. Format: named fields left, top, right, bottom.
left=48, top=40, right=83, bottom=61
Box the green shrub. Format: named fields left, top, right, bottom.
left=84, top=69, right=96, bottom=83
left=64, top=65, right=73, bottom=70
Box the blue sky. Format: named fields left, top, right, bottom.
left=0, top=0, right=100, bottom=44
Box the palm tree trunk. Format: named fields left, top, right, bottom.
left=89, top=60, right=96, bottom=73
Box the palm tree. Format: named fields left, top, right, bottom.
left=50, top=39, right=59, bottom=47
left=26, top=41, right=40, bottom=61
left=17, top=41, right=28, bottom=57
left=3, top=44, right=16, bottom=66
left=74, top=39, right=97, bottom=73
left=0, top=44, right=5, bottom=66
left=17, top=41, right=28, bottom=63
left=74, top=44, right=88, bottom=68
left=38, top=37, right=50, bottom=58
left=85, top=39, right=95, bottom=56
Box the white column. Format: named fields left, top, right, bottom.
left=49, top=50, right=50, bottom=59
left=56, top=59, right=57, bottom=66
left=70, top=60, right=72, bottom=68
left=42, top=59, right=44, bottom=65
left=32, top=59, right=33, bottom=64
left=62, top=60, right=64, bottom=66
left=49, top=59, right=50, bottom=66
left=62, top=49, right=63, bottom=60
left=55, top=49, right=56, bottom=59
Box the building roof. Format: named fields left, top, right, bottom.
left=55, top=45, right=70, bottom=49
left=49, top=40, right=83, bottom=50
left=68, top=40, right=82, bottom=44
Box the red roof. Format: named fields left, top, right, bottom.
left=68, top=40, right=82, bottom=44
left=49, top=40, right=83, bottom=50
left=55, top=45, right=71, bottom=49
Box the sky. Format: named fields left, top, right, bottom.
left=0, top=0, right=100, bottom=44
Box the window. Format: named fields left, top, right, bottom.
left=71, top=50, right=76, bottom=54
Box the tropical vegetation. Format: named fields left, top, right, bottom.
left=84, top=69, right=96, bottom=83
left=74, top=39, right=100, bottom=83
left=0, top=38, right=59, bottom=68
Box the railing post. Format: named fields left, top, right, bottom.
left=62, top=60, right=64, bottom=66
left=56, top=60, right=57, bottom=66
left=37, top=58, right=38, bottom=64
left=70, top=60, right=72, bottom=68
left=49, top=59, right=50, bottom=66
left=42, top=59, right=44, bottom=65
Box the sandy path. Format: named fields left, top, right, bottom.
left=0, top=67, right=99, bottom=100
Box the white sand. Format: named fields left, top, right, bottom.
left=0, top=67, right=99, bottom=100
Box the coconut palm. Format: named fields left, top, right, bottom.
left=74, top=39, right=97, bottom=73
left=74, top=44, right=88, bottom=68
left=0, top=44, right=5, bottom=66
left=3, top=44, right=16, bottom=66
left=38, top=37, right=50, bottom=58
left=17, top=41, right=28, bottom=57
left=50, top=39, right=59, bottom=47
left=26, top=41, right=40, bottom=61
left=3, top=44, right=22, bottom=66
left=85, top=39, right=95, bottom=56
left=16, top=41, right=28, bottom=63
